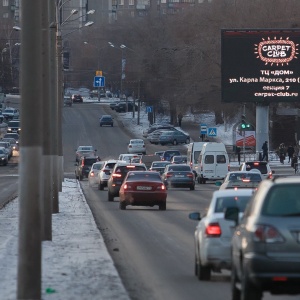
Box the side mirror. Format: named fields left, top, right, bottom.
left=215, top=181, right=222, bottom=187
left=188, top=212, right=201, bottom=221
left=224, top=207, right=239, bottom=226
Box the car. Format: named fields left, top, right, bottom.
left=161, top=164, right=195, bottom=190
left=114, top=102, right=138, bottom=113
left=7, top=120, right=21, bottom=134
left=216, top=170, right=263, bottom=190
left=1, top=138, right=18, bottom=152
left=159, top=130, right=190, bottom=146
left=119, top=171, right=167, bottom=210
left=140, top=154, right=161, bottom=169
left=142, top=124, right=174, bottom=138
left=226, top=176, right=300, bottom=300
left=3, top=133, right=19, bottom=145
left=97, top=160, right=118, bottom=190
left=2, top=108, right=19, bottom=120
left=0, top=147, right=8, bottom=165
left=147, top=128, right=177, bottom=144
left=107, top=162, right=147, bottom=202
left=64, top=95, right=72, bottom=107
left=89, top=90, right=98, bottom=98
left=109, top=101, right=119, bottom=110
left=118, top=153, right=141, bottom=163
left=0, top=141, right=13, bottom=158
left=88, top=161, right=105, bottom=186
left=127, top=139, right=146, bottom=154
left=189, top=189, right=254, bottom=281
left=170, top=155, right=187, bottom=164
left=154, top=151, right=164, bottom=158
left=99, top=115, right=113, bottom=127
left=161, top=150, right=181, bottom=162
left=239, top=161, right=274, bottom=179
left=149, top=161, right=171, bottom=175
left=75, top=146, right=97, bottom=162
left=72, top=94, right=83, bottom=103
left=75, top=156, right=101, bottom=181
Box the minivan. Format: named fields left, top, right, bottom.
left=187, top=142, right=206, bottom=176
left=197, top=142, right=230, bottom=184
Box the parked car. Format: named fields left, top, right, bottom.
left=2, top=107, right=19, bottom=120
left=99, top=115, right=113, bottom=127
left=75, top=156, right=100, bottom=181
left=147, top=128, right=177, bottom=144
left=107, top=162, right=147, bottom=201
left=161, top=164, right=195, bottom=190
left=75, top=146, right=97, bottom=162
left=143, top=124, right=174, bottom=138
left=216, top=170, right=263, bottom=190
left=159, top=130, right=190, bottom=145
left=109, top=101, right=119, bottom=110
left=127, top=139, right=146, bottom=154
left=0, top=147, right=8, bottom=166
left=88, top=161, right=105, bottom=186
left=189, top=188, right=254, bottom=281
left=239, top=161, right=274, bottom=179
left=161, top=150, right=181, bottom=162
left=72, top=94, right=83, bottom=103
left=170, top=155, right=187, bottom=164
left=97, top=160, right=118, bottom=190
left=119, top=171, right=167, bottom=210
left=226, top=176, right=300, bottom=300
left=89, top=90, right=98, bottom=98
left=7, top=120, right=21, bottom=134
left=149, top=161, right=171, bottom=175
left=115, top=102, right=138, bottom=113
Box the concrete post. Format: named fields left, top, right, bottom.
left=256, top=105, right=269, bottom=157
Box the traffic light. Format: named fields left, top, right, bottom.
left=241, top=114, right=250, bottom=129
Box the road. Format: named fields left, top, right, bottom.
left=0, top=100, right=298, bottom=299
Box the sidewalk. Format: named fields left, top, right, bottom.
left=0, top=179, right=129, bottom=300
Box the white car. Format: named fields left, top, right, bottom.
left=118, top=154, right=141, bottom=163
left=189, top=188, right=254, bottom=281
left=127, top=139, right=146, bottom=154
left=2, top=107, right=19, bottom=120
left=238, top=161, right=273, bottom=179
left=88, top=161, right=105, bottom=186
left=75, top=145, right=97, bottom=162
left=97, top=160, right=118, bottom=190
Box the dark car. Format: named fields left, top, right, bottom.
left=159, top=130, right=190, bottom=145
left=3, top=133, right=20, bottom=144
left=114, top=102, right=138, bottom=113
left=99, top=115, right=113, bottom=127
left=75, top=156, right=100, bottom=180
left=107, top=162, right=147, bottom=201
left=161, top=164, right=195, bottom=190
left=149, top=161, right=171, bottom=175
left=72, top=94, right=83, bottom=103
left=109, top=102, right=119, bottom=110
left=7, top=120, right=21, bottom=134
left=161, top=150, right=181, bottom=162
left=0, top=148, right=8, bottom=165
left=226, top=176, right=300, bottom=300
left=119, top=171, right=167, bottom=210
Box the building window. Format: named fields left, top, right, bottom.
left=129, top=0, right=134, bottom=5
left=3, top=12, right=8, bottom=18
left=119, top=0, right=124, bottom=5
left=3, top=0, right=9, bottom=6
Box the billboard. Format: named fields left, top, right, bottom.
left=221, top=29, right=300, bottom=103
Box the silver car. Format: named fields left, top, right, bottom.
left=189, top=189, right=254, bottom=281
left=97, top=160, right=118, bottom=190
left=227, top=176, right=300, bottom=300
left=88, top=161, right=105, bottom=186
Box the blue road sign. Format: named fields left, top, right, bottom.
left=146, top=106, right=153, bottom=113
left=93, top=76, right=105, bottom=87
left=200, top=124, right=207, bottom=134
left=207, top=127, right=217, bottom=137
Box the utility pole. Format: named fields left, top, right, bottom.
left=17, top=0, right=43, bottom=298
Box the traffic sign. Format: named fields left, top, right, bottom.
left=93, top=76, right=105, bottom=87
left=207, top=127, right=217, bottom=137
left=146, top=106, right=153, bottom=113
left=200, top=124, right=207, bottom=134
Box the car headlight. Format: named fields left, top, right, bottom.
left=0, top=157, right=5, bottom=160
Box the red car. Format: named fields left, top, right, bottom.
left=119, top=171, right=167, bottom=210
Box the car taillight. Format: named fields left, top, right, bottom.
left=205, top=223, right=222, bottom=237
left=253, top=225, right=284, bottom=243
left=90, top=171, right=95, bottom=177
left=123, top=184, right=132, bottom=190
left=186, top=173, right=194, bottom=178
left=242, top=178, right=250, bottom=182
left=268, top=172, right=273, bottom=179
left=157, top=184, right=166, bottom=190
left=166, top=172, right=173, bottom=178
left=112, top=173, right=122, bottom=178
left=81, top=161, right=84, bottom=167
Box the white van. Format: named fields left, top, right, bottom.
left=187, top=142, right=206, bottom=176
left=197, top=142, right=230, bottom=184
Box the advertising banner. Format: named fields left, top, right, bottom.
left=236, top=130, right=256, bottom=147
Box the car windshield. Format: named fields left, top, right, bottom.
left=161, top=132, right=173, bottom=136
left=262, top=185, right=300, bottom=216
left=105, top=162, right=117, bottom=169
left=0, top=149, right=5, bottom=154
left=168, top=165, right=191, bottom=172
left=152, top=162, right=169, bottom=167
left=245, top=163, right=267, bottom=174
left=78, top=147, right=93, bottom=151
left=115, top=165, right=146, bottom=175
left=215, top=195, right=252, bottom=213
left=228, top=173, right=262, bottom=182
left=8, top=121, right=20, bottom=126
left=164, top=151, right=180, bottom=157
left=130, top=140, right=143, bottom=144
left=92, top=163, right=104, bottom=170
left=84, top=158, right=98, bottom=166
left=126, top=172, right=161, bottom=181
left=4, top=134, right=19, bottom=139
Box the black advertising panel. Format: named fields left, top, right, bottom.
left=221, top=29, right=300, bottom=103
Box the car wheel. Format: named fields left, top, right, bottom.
left=197, top=252, right=211, bottom=280
left=173, top=139, right=178, bottom=145
left=190, top=185, right=195, bottom=190
left=159, top=202, right=166, bottom=210
left=108, top=191, right=114, bottom=202
left=99, top=182, right=104, bottom=190
left=231, top=266, right=241, bottom=300
left=119, top=201, right=126, bottom=210
left=186, top=138, right=190, bottom=144
left=241, top=272, right=262, bottom=300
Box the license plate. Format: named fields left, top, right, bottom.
left=137, top=186, right=152, bottom=190
left=175, top=175, right=184, bottom=178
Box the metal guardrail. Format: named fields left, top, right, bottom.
left=228, top=151, right=280, bottom=163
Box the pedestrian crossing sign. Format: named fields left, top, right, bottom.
left=208, top=127, right=217, bottom=137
